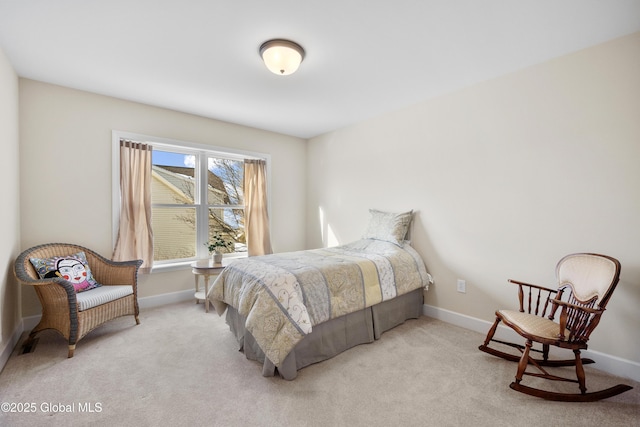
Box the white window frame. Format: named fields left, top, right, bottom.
left=112, top=130, right=271, bottom=272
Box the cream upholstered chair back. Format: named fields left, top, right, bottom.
left=555, top=253, right=621, bottom=308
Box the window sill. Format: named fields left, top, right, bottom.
left=149, top=254, right=246, bottom=274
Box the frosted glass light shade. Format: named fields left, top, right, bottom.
left=259, top=39, right=305, bottom=76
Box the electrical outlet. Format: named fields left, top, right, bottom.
left=457, top=279, right=466, bottom=293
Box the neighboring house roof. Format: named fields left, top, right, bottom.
left=159, top=165, right=226, bottom=192
left=153, top=165, right=229, bottom=203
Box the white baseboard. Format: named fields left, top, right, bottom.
left=423, top=304, right=640, bottom=383
left=0, top=321, right=24, bottom=373
left=137, top=289, right=194, bottom=310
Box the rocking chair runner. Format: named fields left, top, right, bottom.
left=479, top=253, right=633, bottom=401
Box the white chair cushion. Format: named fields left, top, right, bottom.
left=75, top=285, right=133, bottom=311
left=498, top=309, right=571, bottom=341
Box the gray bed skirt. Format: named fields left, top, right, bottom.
left=224, top=288, right=424, bottom=380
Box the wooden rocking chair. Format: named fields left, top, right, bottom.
left=478, top=253, right=633, bottom=401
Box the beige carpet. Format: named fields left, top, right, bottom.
left=1, top=301, right=638, bottom=427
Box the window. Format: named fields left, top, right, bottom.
left=112, top=131, right=269, bottom=270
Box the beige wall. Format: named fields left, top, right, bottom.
left=0, top=46, right=21, bottom=360
left=19, top=80, right=307, bottom=316
left=307, top=32, right=640, bottom=363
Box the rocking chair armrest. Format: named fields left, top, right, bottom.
left=508, top=279, right=557, bottom=294
left=552, top=299, right=603, bottom=315
left=508, top=279, right=559, bottom=315
left=553, top=299, right=604, bottom=340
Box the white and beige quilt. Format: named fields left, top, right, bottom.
left=209, top=239, right=431, bottom=367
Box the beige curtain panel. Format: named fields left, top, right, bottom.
left=113, top=140, right=154, bottom=270
left=244, top=159, right=273, bottom=256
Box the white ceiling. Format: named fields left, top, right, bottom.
left=1, top=1, right=639, bottom=139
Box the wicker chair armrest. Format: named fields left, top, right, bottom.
left=13, top=247, right=77, bottom=301
left=14, top=261, right=73, bottom=290
left=14, top=275, right=77, bottom=310
left=87, top=255, right=143, bottom=287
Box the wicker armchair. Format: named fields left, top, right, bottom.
left=14, top=243, right=142, bottom=357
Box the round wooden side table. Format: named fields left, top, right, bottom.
left=191, top=260, right=225, bottom=312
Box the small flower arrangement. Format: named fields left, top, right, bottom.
left=206, top=234, right=234, bottom=254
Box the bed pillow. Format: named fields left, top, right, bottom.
left=363, top=209, right=413, bottom=246
left=29, top=251, right=102, bottom=293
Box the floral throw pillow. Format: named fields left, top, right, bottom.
left=362, top=209, right=413, bottom=246
left=29, top=251, right=102, bottom=293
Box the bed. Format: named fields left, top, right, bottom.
left=209, top=210, right=432, bottom=379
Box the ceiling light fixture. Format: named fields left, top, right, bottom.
left=259, top=39, right=305, bottom=76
